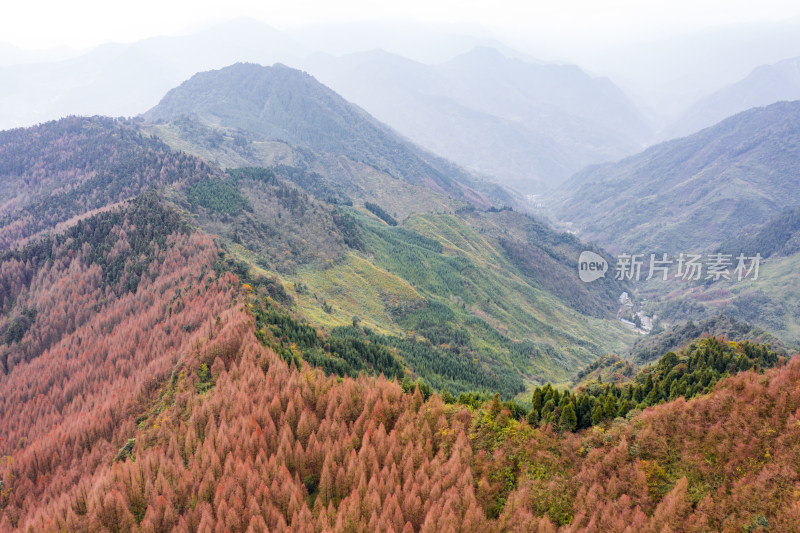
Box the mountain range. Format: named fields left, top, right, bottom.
left=3, top=22, right=800, bottom=531
left=6, top=18, right=800, bottom=197
left=0, top=21, right=653, bottom=195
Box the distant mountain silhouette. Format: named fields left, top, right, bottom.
left=667, top=57, right=800, bottom=139
left=307, top=46, right=652, bottom=192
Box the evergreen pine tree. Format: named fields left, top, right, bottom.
left=559, top=402, right=578, bottom=432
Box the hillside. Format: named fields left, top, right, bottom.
left=142, top=62, right=496, bottom=206
left=136, top=64, right=638, bottom=386
left=0, top=115, right=218, bottom=249
left=626, top=314, right=787, bottom=365
left=555, top=101, right=800, bottom=253
left=143, top=114, right=464, bottom=222
left=164, top=163, right=635, bottom=388
left=0, top=112, right=635, bottom=397
left=4, top=253, right=799, bottom=531
left=0, top=196, right=237, bottom=528
left=667, top=56, right=800, bottom=139
left=640, top=250, right=800, bottom=346
left=308, top=47, right=651, bottom=193
left=719, top=205, right=800, bottom=259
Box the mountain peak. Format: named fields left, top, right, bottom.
left=462, top=45, right=506, bottom=59
left=143, top=62, right=373, bottom=157
left=143, top=62, right=491, bottom=204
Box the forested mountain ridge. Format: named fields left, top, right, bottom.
left=555, top=101, right=800, bottom=253
left=626, top=314, right=787, bottom=365
left=0, top=115, right=218, bottom=249
left=528, top=336, right=781, bottom=431
left=0, top=195, right=238, bottom=529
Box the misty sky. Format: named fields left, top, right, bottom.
left=6, top=0, right=800, bottom=50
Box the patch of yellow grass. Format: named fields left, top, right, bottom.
left=288, top=253, right=425, bottom=334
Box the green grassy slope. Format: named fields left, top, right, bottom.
left=173, top=170, right=636, bottom=394
left=136, top=63, right=641, bottom=395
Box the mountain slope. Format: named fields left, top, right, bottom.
left=139, top=63, right=642, bottom=385
left=5, top=274, right=799, bottom=531
left=0, top=196, right=235, bottom=527
left=0, top=115, right=219, bottom=249
left=668, top=56, right=800, bottom=139
left=627, top=314, right=787, bottom=365
left=720, top=205, right=800, bottom=259
left=640, top=249, right=800, bottom=345
left=555, top=101, right=800, bottom=253
left=307, top=47, right=651, bottom=192
left=166, top=165, right=634, bottom=387
left=143, top=62, right=495, bottom=205
left=438, top=47, right=649, bottom=144
left=306, top=50, right=572, bottom=194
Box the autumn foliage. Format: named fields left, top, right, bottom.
left=4, top=256, right=800, bottom=532
left=0, top=200, right=236, bottom=529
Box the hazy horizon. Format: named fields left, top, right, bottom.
left=5, top=7, right=800, bottom=97
left=5, top=4, right=800, bottom=140
left=7, top=0, right=800, bottom=51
